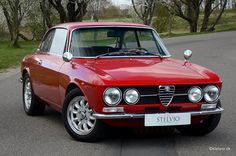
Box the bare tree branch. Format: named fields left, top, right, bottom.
left=131, top=0, right=157, bottom=25
left=48, top=0, right=90, bottom=22
left=0, top=0, right=33, bottom=47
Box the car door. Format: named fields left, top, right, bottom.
left=31, top=28, right=68, bottom=107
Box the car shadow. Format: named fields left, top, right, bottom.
left=42, top=107, right=178, bottom=139
left=43, top=107, right=62, bottom=120
left=41, top=107, right=226, bottom=149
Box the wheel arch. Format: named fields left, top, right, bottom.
left=65, top=83, right=84, bottom=97
left=22, top=68, right=30, bottom=78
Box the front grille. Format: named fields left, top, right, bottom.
left=119, top=85, right=206, bottom=105
left=159, top=85, right=175, bottom=106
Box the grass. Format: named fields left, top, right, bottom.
left=0, top=9, right=236, bottom=71
left=0, top=41, right=38, bottom=71
left=95, top=9, right=236, bottom=37
left=157, top=9, right=236, bottom=38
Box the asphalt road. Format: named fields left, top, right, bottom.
left=0, top=31, right=236, bottom=156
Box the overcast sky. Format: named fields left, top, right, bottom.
left=111, top=0, right=132, bottom=5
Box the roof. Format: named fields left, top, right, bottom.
left=54, top=22, right=149, bottom=30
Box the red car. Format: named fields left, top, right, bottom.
left=20, top=22, right=223, bottom=142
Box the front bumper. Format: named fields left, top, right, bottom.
left=93, top=107, right=224, bottom=119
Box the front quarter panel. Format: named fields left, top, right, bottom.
left=58, top=60, right=106, bottom=111
left=187, top=62, right=222, bottom=89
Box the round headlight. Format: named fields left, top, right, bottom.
left=124, top=88, right=140, bottom=104
left=188, top=86, right=203, bottom=103
left=103, top=87, right=122, bottom=106
left=204, top=85, right=220, bottom=103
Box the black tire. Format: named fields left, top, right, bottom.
left=22, top=73, right=45, bottom=116
left=177, top=100, right=222, bottom=136
left=62, top=88, right=107, bottom=142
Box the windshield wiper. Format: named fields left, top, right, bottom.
left=95, top=51, right=130, bottom=59
left=121, top=48, right=163, bottom=58
left=95, top=49, right=163, bottom=59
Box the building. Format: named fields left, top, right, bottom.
left=202, top=0, right=234, bottom=10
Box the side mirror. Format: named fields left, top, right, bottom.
left=63, top=52, right=73, bottom=62
left=184, top=50, right=192, bottom=61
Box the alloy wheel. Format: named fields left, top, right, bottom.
left=67, top=96, right=96, bottom=135
left=24, top=78, right=32, bottom=110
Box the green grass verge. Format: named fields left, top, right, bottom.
left=0, top=41, right=39, bottom=71
left=160, top=27, right=236, bottom=38
left=1, top=8, right=236, bottom=71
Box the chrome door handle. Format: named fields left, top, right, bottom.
left=35, top=58, right=42, bottom=65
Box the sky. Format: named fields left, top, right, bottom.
left=111, top=0, right=132, bottom=5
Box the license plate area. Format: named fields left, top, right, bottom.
left=145, top=113, right=191, bottom=127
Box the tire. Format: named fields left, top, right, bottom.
left=62, top=88, right=106, bottom=142
left=177, top=100, right=222, bottom=136
left=22, top=73, right=45, bottom=115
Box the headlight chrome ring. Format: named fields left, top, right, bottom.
left=123, top=88, right=140, bottom=105
left=204, top=85, right=220, bottom=103
left=188, top=86, right=203, bottom=103
left=103, top=87, right=122, bottom=106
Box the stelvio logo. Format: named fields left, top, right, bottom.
left=156, top=116, right=180, bottom=123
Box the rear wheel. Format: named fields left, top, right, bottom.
left=62, top=88, right=106, bottom=142
left=177, top=100, right=222, bottom=136
left=23, top=73, right=45, bottom=115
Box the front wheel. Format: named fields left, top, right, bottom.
left=177, top=100, right=222, bottom=136
left=22, top=73, right=45, bottom=115
left=62, top=88, right=106, bottom=142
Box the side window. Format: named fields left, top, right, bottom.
left=49, top=29, right=68, bottom=55
left=40, top=29, right=55, bottom=52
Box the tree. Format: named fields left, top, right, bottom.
left=131, top=0, right=157, bottom=25
left=24, top=0, right=50, bottom=41
left=201, top=0, right=227, bottom=32
left=0, top=0, right=32, bottom=47
left=48, top=0, right=90, bottom=23
left=153, top=4, right=170, bottom=33
left=40, top=0, right=53, bottom=30
left=162, top=0, right=203, bottom=33
left=87, top=0, right=111, bottom=21
left=102, top=5, right=121, bottom=18
left=162, top=0, right=227, bottom=33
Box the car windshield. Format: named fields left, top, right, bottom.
left=70, top=27, right=170, bottom=57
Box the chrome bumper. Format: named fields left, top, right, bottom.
left=93, top=107, right=224, bottom=119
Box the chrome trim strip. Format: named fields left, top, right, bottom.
left=140, top=94, right=158, bottom=97
left=93, top=107, right=224, bottom=119
left=73, top=55, right=170, bottom=59
left=140, top=93, right=187, bottom=97
left=173, top=93, right=188, bottom=96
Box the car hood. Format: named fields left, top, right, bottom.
left=73, top=58, right=221, bottom=86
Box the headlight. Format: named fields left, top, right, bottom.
left=204, top=85, right=220, bottom=103
left=103, top=87, right=122, bottom=106
left=124, top=88, right=140, bottom=104
left=188, top=86, right=203, bottom=103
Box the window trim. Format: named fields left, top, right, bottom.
left=38, top=27, right=69, bottom=56
left=48, top=28, right=68, bottom=56
left=39, top=29, right=56, bottom=53
left=68, top=26, right=171, bottom=58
